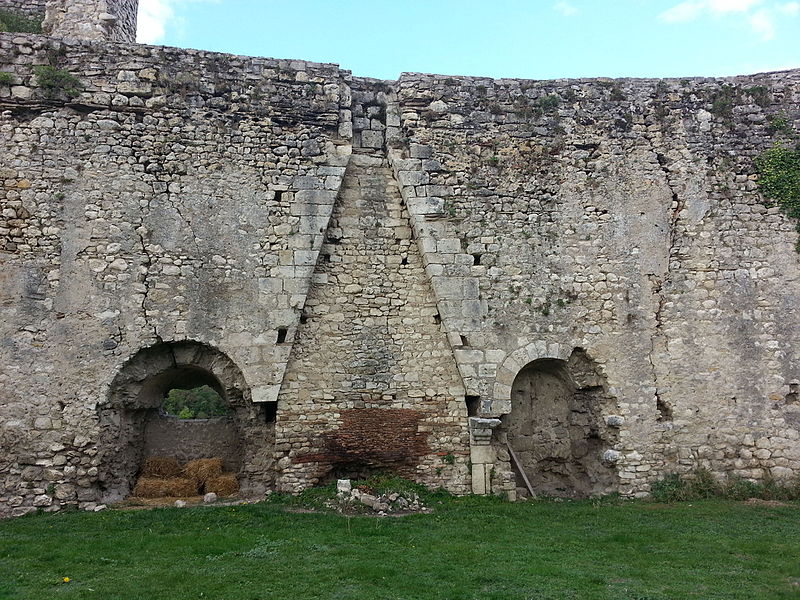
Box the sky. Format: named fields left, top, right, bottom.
left=135, top=0, right=800, bottom=80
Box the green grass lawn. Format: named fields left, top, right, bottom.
left=1, top=495, right=798, bottom=600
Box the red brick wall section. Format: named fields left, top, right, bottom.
left=296, top=408, right=428, bottom=477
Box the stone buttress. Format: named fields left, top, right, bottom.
left=274, top=102, right=471, bottom=491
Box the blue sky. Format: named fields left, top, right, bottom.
left=137, top=0, right=800, bottom=80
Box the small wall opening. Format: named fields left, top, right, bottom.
left=262, top=402, right=277, bottom=423
left=276, top=328, right=289, bottom=344
left=142, top=373, right=241, bottom=474
left=656, top=397, right=673, bottom=422
left=465, top=395, right=480, bottom=417
left=319, top=463, right=389, bottom=485
left=501, top=349, right=619, bottom=498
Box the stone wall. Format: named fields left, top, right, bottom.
left=388, top=70, right=800, bottom=497
left=0, top=0, right=47, bottom=21
left=142, top=416, right=242, bottom=472
left=0, top=33, right=351, bottom=515
left=275, top=114, right=470, bottom=492
left=1, top=22, right=799, bottom=515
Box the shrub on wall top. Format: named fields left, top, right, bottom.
left=0, top=9, right=42, bottom=33
left=162, top=386, right=231, bottom=419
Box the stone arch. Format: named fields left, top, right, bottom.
left=493, top=341, right=571, bottom=414
left=498, top=347, right=619, bottom=498
left=97, top=340, right=274, bottom=502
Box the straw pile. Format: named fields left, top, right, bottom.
left=133, top=476, right=197, bottom=498
left=139, top=457, right=182, bottom=478
left=132, top=456, right=239, bottom=499
left=183, top=458, right=223, bottom=487
left=205, top=474, right=239, bottom=497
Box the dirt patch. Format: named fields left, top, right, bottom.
left=744, top=498, right=790, bottom=507
left=283, top=506, right=430, bottom=518
left=113, top=496, right=249, bottom=511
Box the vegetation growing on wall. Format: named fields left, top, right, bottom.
left=756, top=144, right=800, bottom=215
left=755, top=114, right=799, bottom=248
left=537, top=94, right=560, bottom=113
left=710, top=84, right=738, bottom=119
left=162, top=386, right=231, bottom=419
left=33, top=65, right=81, bottom=99
left=756, top=140, right=800, bottom=244
left=0, top=9, right=42, bottom=33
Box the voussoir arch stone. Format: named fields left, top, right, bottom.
left=493, top=341, right=572, bottom=413
left=105, top=339, right=251, bottom=410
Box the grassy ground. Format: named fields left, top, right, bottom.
left=1, top=494, right=799, bottom=600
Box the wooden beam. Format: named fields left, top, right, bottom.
left=506, top=441, right=535, bottom=498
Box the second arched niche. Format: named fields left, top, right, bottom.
left=502, top=348, right=619, bottom=498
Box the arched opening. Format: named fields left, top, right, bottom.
left=140, top=366, right=241, bottom=475
left=502, top=349, right=618, bottom=498
left=97, top=341, right=274, bottom=503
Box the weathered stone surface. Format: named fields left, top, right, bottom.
left=275, top=133, right=469, bottom=494
left=389, top=71, right=800, bottom=498
left=44, top=0, right=137, bottom=42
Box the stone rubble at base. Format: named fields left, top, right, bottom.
left=331, top=479, right=431, bottom=515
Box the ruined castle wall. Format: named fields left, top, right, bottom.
left=0, top=33, right=350, bottom=515
left=389, top=71, right=800, bottom=497
left=1, top=23, right=800, bottom=515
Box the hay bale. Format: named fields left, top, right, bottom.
left=140, top=457, right=182, bottom=478
left=205, top=474, right=239, bottom=497
left=183, top=458, right=223, bottom=486
left=133, top=476, right=199, bottom=498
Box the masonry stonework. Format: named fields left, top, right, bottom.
left=0, top=0, right=799, bottom=516
left=44, top=0, right=137, bottom=42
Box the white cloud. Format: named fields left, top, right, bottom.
left=658, top=0, right=797, bottom=40
left=137, top=0, right=174, bottom=44
left=779, top=1, right=800, bottom=15
left=137, top=0, right=217, bottom=44
left=553, top=1, right=580, bottom=16
left=659, top=0, right=763, bottom=22
left=749, top=8, right=776, bottom=38
left=659, top=1, right=704, bottom=22
left=706, top=0, right=762, bottom=13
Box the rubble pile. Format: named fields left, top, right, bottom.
left=327, top=479, right=433, bottom=516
